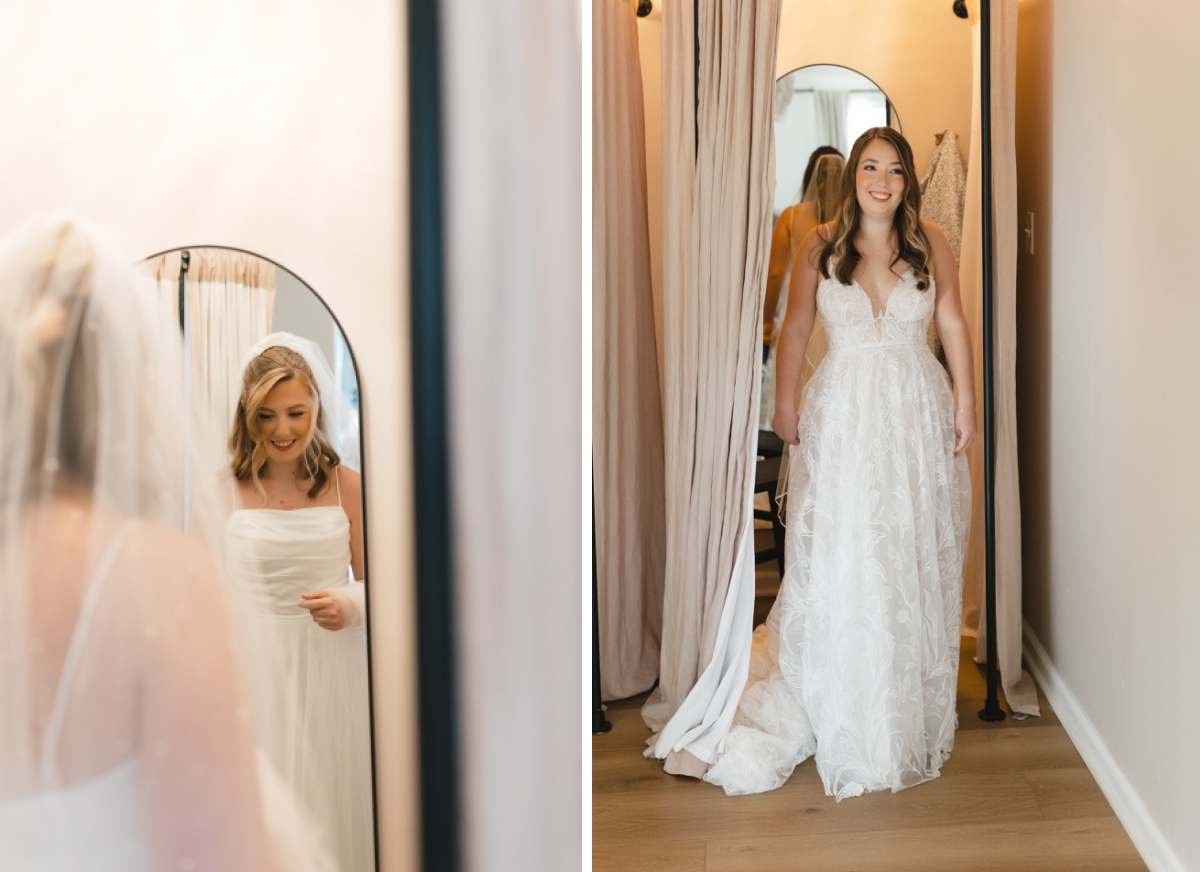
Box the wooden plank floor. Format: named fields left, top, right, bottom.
left=592, top=636, right=1148, bottom=871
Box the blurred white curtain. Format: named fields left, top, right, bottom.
left=441, top=0, right=581, bottom=870
left=960, top=0, right=1038, bottom=716
left=593, top=0, right=667, bottom=701
left=142, top=249, right=275, bottom=479
left=813, top=89, right=848, bottom=155
left=643, top=0, right=782, bottom=776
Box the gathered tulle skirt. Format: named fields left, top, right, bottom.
left=245, top=611, right=375, bottom=872
left=706, top=344, right=970, bottom=799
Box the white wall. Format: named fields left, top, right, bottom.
left=1017, top=1, right=1200, bottom=868
left=0, top=5, right=417, bottom=870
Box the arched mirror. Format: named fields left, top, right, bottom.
left=761, top=64, right=902, bottom=435
left=140, top=247, right=376, bottom=872
left=773, top=64, right=900, bottom=216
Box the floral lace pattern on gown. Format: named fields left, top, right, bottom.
left=705, top=266, right=971, bottom=799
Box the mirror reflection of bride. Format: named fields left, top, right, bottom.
left=707, top=128, right=976, bottom=800
left=760, top=147, right=845, bottom=429
left=222, top=335, right=374, bottom=872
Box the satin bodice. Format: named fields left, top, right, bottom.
left=225, top=508, right=352, bottom=617
left=817, top=267, right=935, bottom=352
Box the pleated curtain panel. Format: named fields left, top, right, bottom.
left=593, top=0, right=668, bottom=702
left=959, top=0, right=1038, bottom=716
left=641, top=0, right=783, bottom=776
left=442, top=0, right=583, bottom=867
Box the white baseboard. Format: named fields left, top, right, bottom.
left=1021, top=620, right=1187, bottom=872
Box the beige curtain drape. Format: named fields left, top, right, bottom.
left=442, top=0, right=581, bottom=869
left=960, top=0, right=1039, bottom=716
left=643, top=0, right=782, bottom=775
left=144, top=250, right=185, bottom=333
left=593, top=0, right=667, bottom=702
left=144, top=249, right=276, bottom=479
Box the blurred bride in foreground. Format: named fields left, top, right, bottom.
left=0, top=215, right=333, bottom=871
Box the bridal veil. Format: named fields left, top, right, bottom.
left=0, top=215, right=331, bottom=871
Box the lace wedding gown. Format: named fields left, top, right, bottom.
left=706, top=266, right=971, bottom=799
left=225, top=480, right=375, bottom=872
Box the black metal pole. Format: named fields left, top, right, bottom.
left=693, top=0, right=699, bottom=158
left=409, top=0, right=464, bottom=867
left=177, top=249, right=190, bottom=333
left=978, top=0, right=1006, bottom=724
left=592, top=471, right=612, bottom=735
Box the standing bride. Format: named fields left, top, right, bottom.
left=224, top=334, right=375, bottom=872
left=705, top=128, right=975, bottom=799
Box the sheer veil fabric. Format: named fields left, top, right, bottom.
left=0, top=215, right=333, bottom=871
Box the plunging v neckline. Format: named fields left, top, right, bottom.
left=852, top=267, right=912, bottom=320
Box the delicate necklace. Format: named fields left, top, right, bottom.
left=860, top=231, right=894, bottom=257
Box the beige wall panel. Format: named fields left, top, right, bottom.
left=0, top=4, right=417, bottom=871
left=1018, top=0, right=1200, bottom=868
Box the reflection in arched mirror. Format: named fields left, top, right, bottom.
left=760, top=65, right=901, bottom=433
left=773, top=64, right=899, bottom=216
left=141, top=248, right=375, bottom=872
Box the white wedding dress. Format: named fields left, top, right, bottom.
left=706, top=265, right=971, bottom=799
left=0, top=526, right=150, bottom=872
left=225, top=476, right=375, bottom=872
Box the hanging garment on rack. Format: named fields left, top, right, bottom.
left=920, top=130, right=966, bottom=262
left=919, top=130, right=967, bottom=365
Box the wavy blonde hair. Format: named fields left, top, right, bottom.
left=229, top=345, right=340, bottom=499
left=817, top=127, right=932, bottom=291
left=803, top=152, right=846, bottom=224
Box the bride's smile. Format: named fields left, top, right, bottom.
left=256, top=377, right=314, bottom=464
left=855, top=138, right=906, bottom=219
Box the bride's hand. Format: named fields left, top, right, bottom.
left=954, top=408, right=977, bottom=456
left=772, top=408, right=800, bottom=446
left=299, top=591, right=345, bottom=631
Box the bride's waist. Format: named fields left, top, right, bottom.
left=825, top=341, right=932, bottom=354
left=233, top=573, right=350, bottom=617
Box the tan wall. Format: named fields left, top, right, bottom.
left=775, top=0, right=974, bottom=189
left=1017, top=0, right=1200, bottom=867
left=0, top=5, right=418, bottom=870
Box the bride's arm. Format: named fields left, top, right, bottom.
left=925, top=219, right=977, bottom=456
left=299, top=467, right=367, bottom=633
left=762, top=208, right=793, bottom=344
left=771, top=226, right=824, bottom=445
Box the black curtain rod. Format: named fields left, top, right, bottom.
left=978, top=0, right=1005, bottom=724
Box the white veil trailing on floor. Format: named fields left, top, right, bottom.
left=239, top=331, right=361, bottom=472
left=0, top=215, right=333, bottom=872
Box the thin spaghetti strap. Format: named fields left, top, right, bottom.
left=336, top=466, right=343, bottom=508
left=39, top=521, right=137, bottom=789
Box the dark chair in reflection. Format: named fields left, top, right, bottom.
left=754, top=430, right=786, bottom=577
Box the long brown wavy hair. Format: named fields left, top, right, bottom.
left=229, top=345, right=340, bottom=499
left=817, top=127, right=932, bottom=291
